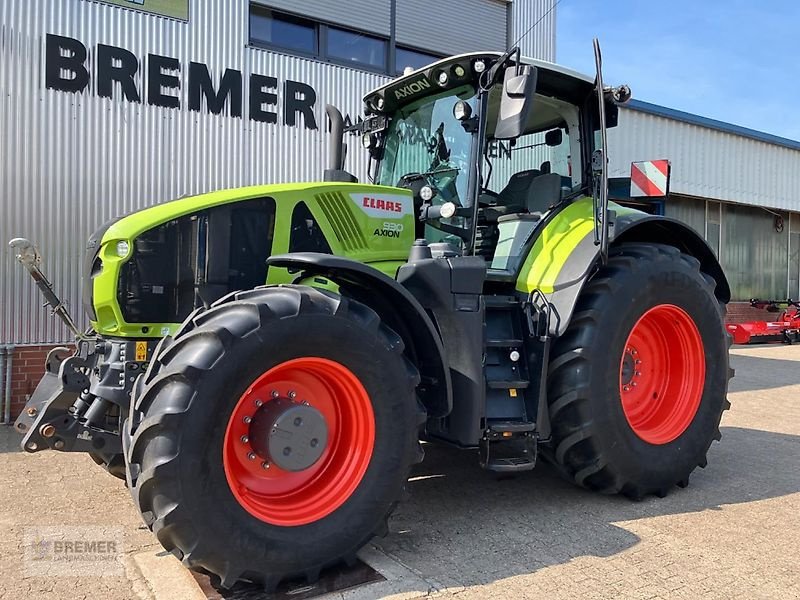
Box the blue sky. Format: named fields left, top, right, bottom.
left=556, top=0, right=800, bottom=141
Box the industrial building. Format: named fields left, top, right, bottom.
left=1, top=0, right=798, bottom=419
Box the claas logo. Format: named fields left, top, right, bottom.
left=362, top=197, right=403, bottom=213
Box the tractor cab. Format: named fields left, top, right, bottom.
left=361, top=51, right=617, bottom=283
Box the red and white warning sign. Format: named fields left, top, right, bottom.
left=630, top=159, right=670, bottom=197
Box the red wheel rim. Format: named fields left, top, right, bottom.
left=223, top=357, right=375, bottom=526
left=619, top=304, right=705, bottom=445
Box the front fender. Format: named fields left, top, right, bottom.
left=267, top=253, right=452, bottom=418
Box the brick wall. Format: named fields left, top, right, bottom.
left=726, top=301, right=775, bottom=324
left=1, top=344, right=73, bottom=422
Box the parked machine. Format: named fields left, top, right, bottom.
left=726, top=299, right=800, bottom=344
left=11, top=42, right=731, bottom=589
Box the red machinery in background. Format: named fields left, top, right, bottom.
left=727, top=299, right=800, bottom=344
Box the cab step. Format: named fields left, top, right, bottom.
left=487, top=379, right=529, bottom=390
left=479, top=421, right=537, bottom=473
left=485, top=338, right=524, bottom=347
left=484, top=456, right=536, bottom=473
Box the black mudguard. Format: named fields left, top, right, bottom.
left=267, top=253, right=453, bottom=418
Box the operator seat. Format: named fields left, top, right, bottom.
left=475, top=171, right=564, bottom=260
left=483, top=169, right=564, bottom=221
left=524, top=172, right=562, bottom=214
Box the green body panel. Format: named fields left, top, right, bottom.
left=515, top=197, right=640, bottom=294
left=92, top=182, right=414, bottom=337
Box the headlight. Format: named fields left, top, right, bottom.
left=452, top=64, right=466, bottom=78
left=436, top=71, right=449, bottom=86
left=473, top=59, right=486, bottom=74
left=439, top=202, right=457, bottom=219
left=115, top=240, right=130, bottom=258
left=376, top=96, right=385, bottom=110
left=420, top=185, right=435, bottom=202
left=453, top=100, right=472, bottom=121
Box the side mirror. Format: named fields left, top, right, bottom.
left=494, top=65, right=537, bottom=140
left=545, top=129, right=562, bottom=147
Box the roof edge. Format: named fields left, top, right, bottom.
left=623, top=99, right=800, bottom=152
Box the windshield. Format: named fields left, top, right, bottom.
left=376, top=86, right=476, bottom=209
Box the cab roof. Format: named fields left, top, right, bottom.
left=364, top=51, right=597, bottom=112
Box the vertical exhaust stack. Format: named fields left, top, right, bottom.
left=323, top=105, right=357, bottom=183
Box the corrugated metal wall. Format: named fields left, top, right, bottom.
left=0, top=0, right=390, bottom=345
left=609, top=106, right=800, bottom=212
left=511, top=0, right=556, bottom=61
left=396, top=0, right=508, bottom=56
left=722, top=203, right=790, bottom=300
left=0, top=0, right=555, bottom=346
left=253, top=0, right=392, bottom=36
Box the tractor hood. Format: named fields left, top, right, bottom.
left=85, top=182, right=414, bottom=338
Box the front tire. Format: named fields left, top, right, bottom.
left=124, top=286, right=422, bottom=588
left=547, top=243, right=731, bottom=498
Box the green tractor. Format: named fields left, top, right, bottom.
left=11, top=43, right=731, bottom=589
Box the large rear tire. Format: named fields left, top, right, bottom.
left=124, top=286, right=423, bottom=589
left=546, top=243, right=731, bottom=498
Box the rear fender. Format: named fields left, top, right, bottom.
left=267, top=253, right=452, bottom=417
left=515, top=198, right=730, bottom=336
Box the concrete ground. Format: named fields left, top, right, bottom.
left=0, top=344, right=798, bottom=600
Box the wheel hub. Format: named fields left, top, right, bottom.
left=249, top=398, right=328, bottom=471
left=618, top=304, right=706, bottom=445
left=223, top=357, right=376, bottom=526
left=620, top=347, right=641, bottom=391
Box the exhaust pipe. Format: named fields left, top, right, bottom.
left=3, top=345, right=13, bottom=426
left=323, top=105, right=357, bottom=183
left=326, top=104, right=345, bottom=172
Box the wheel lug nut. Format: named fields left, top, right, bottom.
left=240, top=435, right=249, bottom=444
left=293, top=417, right=302, bottom=427
left=283, top=447, right=291, bottom=456
left=310, top=438, right=318, bottom=448
left=288, top=390, right=297, bottom=399
left=261, top=461, right=270, bottom=470
left=255, top=399, right=263, bottom=407
left=271, top=390, right=279, bottom=398
left=635, top=371, right=641, bottom=377
left=247, top=452, right=256, bottom=460
left=302, top=400, right=310, bottom=406
left=632, top=382, right=638, bottom=387
left=243, top=416, right=252, bottom=424
left=635, top=359, right=641, bottom=364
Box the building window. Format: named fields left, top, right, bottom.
left=250, top=7, right=318, bottom=55
left=249, top=5, right=391, bottom=73
left=395, top=46, right=441, bottom=75
left=327, top=27, right=387, bottom=70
